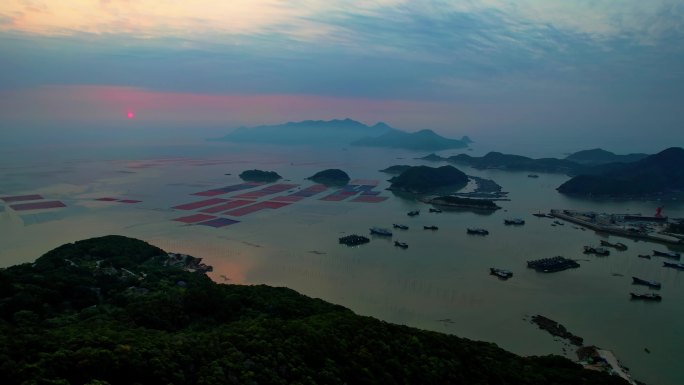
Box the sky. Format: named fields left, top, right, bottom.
left=1, top=1, right=684, bottom=151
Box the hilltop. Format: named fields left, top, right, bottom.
left=564, top=148, right=648, bottom=166
left=558, top=147, right=684, bottom=197
left=0, top=236, right=627, bottom=385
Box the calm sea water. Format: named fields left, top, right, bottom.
left=1, top=139, right=683, bottom=385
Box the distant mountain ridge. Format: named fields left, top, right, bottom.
left=564, top=148, right=648, bottom=165
left=210, top=118, right=470, bottom=150
left=352, top=129, right=469, bottom=151
left=558, top=147, right=684, bottom=197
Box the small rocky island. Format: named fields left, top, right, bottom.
left=307, top=168, right=350, bottom=186
left=424, top=195, right=501, bottom=210
left=388, top=165, right=468, bottom=194
left=239, top=169, right=282, bottom=182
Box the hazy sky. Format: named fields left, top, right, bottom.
left=1, top=1, right=683, bottom=150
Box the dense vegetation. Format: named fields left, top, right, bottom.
left=307, top=169, right=350, bottom=185
left=352, top=129, right=468, bottom=151
left=558, top=147, right=684, bottom=197
left=0, top=236, right=627, bottom=385
left=239, top=169, right=282, bottom=182
left=389, top=165, right=468, bottom=193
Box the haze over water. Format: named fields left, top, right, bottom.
left=1, top=136, right=683, bottom=385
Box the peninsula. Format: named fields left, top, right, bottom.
left=0, top=236, right=627, bottom=385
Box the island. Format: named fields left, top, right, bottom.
left=388, top=165, right=468, bottom=194
left=209, top=118, right=394, bottom=145
left=352, top=129, right=469, bottom=151
left=0, top=235, right=628, bottom=385
left=557, top=147, right=684, bottom=197
left=239, top=169, right=282, bottom=182
left=424, top=195, right=501, bottom=210
left=418, top=153, right=447, bottom=162
left=307, top=168, right=350, bottom=186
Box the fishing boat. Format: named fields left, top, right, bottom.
left=423, top=225, right=439, bottom=230
left=630, top=293, right=662, bottom=301
left=632, top=276, right=661, bottom=289
left=429, top=208, right=442, bottom=213
left=663, top=261, right=684, bottom=270
left=504, top=218, right=525, bottom=225
left=600, top=240, right=628, bottom=251
left=583, top=246, right=610, bottom=256
left=652, top=250, right=681, bottom=260
left=394, top=241, right=408, bottom=249
left=467, top=228, right=489, bottom=235
left=369, top=227, right=392, bottom=236
left=638, top=254, right=651, bottom=259
left=392, top=224, right=409, bottom=230
left=407, top=210, right=420, bottom=217
left=490, top=268, right=513, bottom=279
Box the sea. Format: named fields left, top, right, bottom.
left=1, top=131, right=683, bottom=385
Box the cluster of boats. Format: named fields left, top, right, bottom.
left=338, top=234, right=370, bottom=246
left=527, top=256, right=580, bottom=273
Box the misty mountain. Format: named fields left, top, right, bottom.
left=352, top=129, right=469, bottom=151
left=564, top=148, right=648, bottom=166
left=558, top=147, right=684, bottom=197
left=210, top=118, right=396, bottom=145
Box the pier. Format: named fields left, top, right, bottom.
left=549, top=209, right=683, bottom=245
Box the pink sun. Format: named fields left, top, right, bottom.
left=127, top=112, right=135, bottom=119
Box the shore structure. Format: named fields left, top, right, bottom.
left=549, top=209, right=684, bottom=245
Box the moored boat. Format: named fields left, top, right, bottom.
left=600, top=240, right=628, bottom=251
left=583, top=246, right=610, bottom=256
left=407, top=210, right=420, bottom=217
left=423, top=225, right=439, bottom=230
left=392, top=224, right=409, bottom=230
left=369, top=227, right=392, bottom=236
left=490, top=268, right=513, bottom=279
left=663, top=261, right=684, bottom=270
left=394, top=241, right=408, bottom=249
left=632, top=276, right=661, bottom=289
left=429, top=208, right=442, bottom=213
left=467, top=228, right=489, bottom=235
left=638, top=254, right=651, bottom=259
left=630, top=293, right=662, bottom=301
left=504, top=218, right=525, bottom=225
left=652, top=250, right=681, bottom=260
